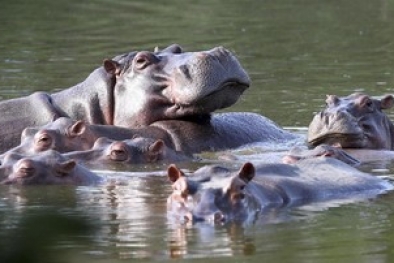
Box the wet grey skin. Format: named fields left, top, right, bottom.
left=308, top=93, right=394, bottom=150
left=0, top=44, right=250, bottom=153
left=166, top=159, right=392, bottom=224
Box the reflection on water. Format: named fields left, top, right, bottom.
left=2, top=0, right=394, bottom=262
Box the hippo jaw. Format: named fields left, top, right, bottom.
left=110, top=44, right=250, bottom=127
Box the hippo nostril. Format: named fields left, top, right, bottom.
left=179, top=65, right=191, bottom=81
left=213, top=211, right=225, bottom=222
left=16, top=159, right=35, bottom=177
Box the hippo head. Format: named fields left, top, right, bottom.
left=308, top=93, right=394, bottom=150
left=0, top=150, right=100, bottom=185
left=16, top=118, right=94, bottom=155
left=92, top=137, right=166, bottom=164
left=282, top=144, right=361, bottom=166
left=104, top=44, right=250, bottom=127
left=166, top=163, right=260, bottom=224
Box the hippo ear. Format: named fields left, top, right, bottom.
left=167, top=164, right=184, bottom=183
left=103, top=59, right=121, bottom=75
left=55, top=160, right=76, bottom=177
left=149, top=139, right=164, bottom=154
left=147, top=139, right=165, bottom=162
left=238, top=162, right=255, bottom=183
left=380, top=95, right=394, bottom=110
left=68, top=121, right=86, bottom=138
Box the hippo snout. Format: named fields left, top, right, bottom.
left=308, top=109, right=364, bottom=147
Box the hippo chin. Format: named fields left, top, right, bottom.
left=166, top=158, right=392, bottom=224
left=0, top=44, right=250, bottom=152
left=308, top=93, right=394, bottom=149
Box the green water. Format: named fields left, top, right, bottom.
left=1, top=0, right=394, bottom=262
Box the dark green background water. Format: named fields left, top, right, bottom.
left=1, top=0, right=394, bottom=262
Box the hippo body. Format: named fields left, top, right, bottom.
left=167, top=158, right=392, bottom=223
left=0, top=44, right=251, bottom=152
left=308, top=93, right=394, bottom=149
left=65, top=137, right=191, bottom=166
left=0, top=150, right=102, bottom=185
left=153, top=112, right=300, bottom=154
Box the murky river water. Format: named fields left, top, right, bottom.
left=1, top=0, right=394, bottom=262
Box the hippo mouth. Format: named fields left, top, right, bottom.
left=308, top=133, right=366, bottom=148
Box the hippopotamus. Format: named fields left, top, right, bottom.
left=64, top=137, right=191, bottom=166
left=166, top=158, right=392, bottom=223
left=3, top=113, right=299, bottom=158
left=282, top=144, right=360, bottom=166
left=0, top=44, right=250, bottom=152
left=3, top=117, right=171, bottom=156
left=308, top=93, right=394, bottom=149
left=0, top=150, right=102, bottom=185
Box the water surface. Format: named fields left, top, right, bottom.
left=1, top=0, right=394, bottom=262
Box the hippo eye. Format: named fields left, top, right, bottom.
left=38, top=135, right=52, bottom=146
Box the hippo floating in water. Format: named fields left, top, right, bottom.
left=64, top=137, right=191, bottom=166
left=282, top=144, right=360, bottom=166
left=166, top=158, right=392, bottom=223
left=3, top=113, right=299, bottom=158
left=0, top=44, right=252, bottom=152
left=0, top=150, right=102, bottom=185
left=308, top=93, right=394, bottom=149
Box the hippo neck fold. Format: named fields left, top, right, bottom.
left=51, top=67, right=116, bottom=125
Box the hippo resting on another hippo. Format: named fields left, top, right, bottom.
left=64, top=137, right=190, bottom=166
left=166, top=158, right=393, bottom=223
left=307, top=92, right=394, bottom=163
left=3, top=114, right=298, bottom=158
left=0, top=44, right=298, bottom=153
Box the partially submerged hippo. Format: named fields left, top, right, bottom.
left=0, top=44, right=250, bottom=152
left=166, top=158, right=392, bottom=223
left=4, top=117, right=170, bottom=156
left=308, top=93, right=394, bottom=149
left=4, top=113, right=299, bottom=158
left=0, top=150, right=102, bottom=185
left=65, top=137, right=191, bottom=166
left=282, top=144, right=360, bottom=166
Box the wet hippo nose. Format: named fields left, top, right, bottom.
left=109, top=142, right=129, bottom=161
left=213, top=211, right=225, bottom=222
left=16, top=159, right=36, bottom=177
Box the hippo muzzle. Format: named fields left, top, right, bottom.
left=166, top=46, right=250, bottom=109
left=308, top=110, right=367, bottom=148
